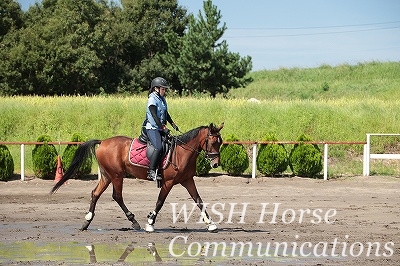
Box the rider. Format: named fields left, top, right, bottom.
left=144, top=77, right=179, bottom=181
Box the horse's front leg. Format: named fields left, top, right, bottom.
left=145, top=181, right=174, bottom=232
left=181, top=177, right=218, bottom=232
left=117, top=243, right=135, bottom=262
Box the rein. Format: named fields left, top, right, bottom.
left=169, top=128, right=220, bottom=166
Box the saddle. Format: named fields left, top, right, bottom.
left=128, top=128, right=172, bottom=169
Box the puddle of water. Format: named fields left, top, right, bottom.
left=0, top=241, right=344, bottom=265
left=0, top=242, right=163, bottom=265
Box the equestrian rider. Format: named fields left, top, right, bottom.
left=144, top=77, right=179, bottom=181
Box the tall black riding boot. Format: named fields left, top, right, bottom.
left=148, top=148, right=161, bottom=181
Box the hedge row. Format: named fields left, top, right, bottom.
left=1, top=134, right=322, bottom=181
left=197, top=133, right=323, bottom=178
left=0, top=134, right=91, bottom=181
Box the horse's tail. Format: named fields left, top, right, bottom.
left=50, top=139, right=101, bottom=194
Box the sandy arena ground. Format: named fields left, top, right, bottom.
left=0, top=175, right=399, bottom=265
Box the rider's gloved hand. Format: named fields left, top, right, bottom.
left=162, top=127, right=170, bottom=135
left=172, top=123, right=179, bottom=132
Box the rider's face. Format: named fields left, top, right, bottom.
left=157, top=87, right=166, bottom=96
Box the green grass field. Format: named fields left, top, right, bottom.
left=1, top=61, right=400, bottom=177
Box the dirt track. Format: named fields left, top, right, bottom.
left=0, top=175, right=399, bottom=265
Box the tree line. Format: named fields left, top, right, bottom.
left=0, top=0, right=252, bottom=97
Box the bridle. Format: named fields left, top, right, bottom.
left=203, top=130, right=221, bottom=162
left=171, top=127, right=221, bottom=163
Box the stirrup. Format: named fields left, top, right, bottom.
left=147, top=170, right=157, bottom=181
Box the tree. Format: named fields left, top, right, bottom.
left=164, top=0, right=252, bottom=97
left=1, top=0, right=251, bottom=96
left=0, top=0, right=23, bottom=38
left=0, top=0, right=134, bottom=95
left=0, top=0, right=24, bottom=94
left=1, top=0, right=105, bottom=95
left=121, top=0, right=188, bottom=93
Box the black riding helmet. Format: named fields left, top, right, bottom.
left=151, top=77, right=170, bottom=89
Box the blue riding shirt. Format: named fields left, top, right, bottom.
left=145, top=91, right=168, bottom=130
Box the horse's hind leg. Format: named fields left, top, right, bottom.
left=81, top=175, right=111, bottom=230
left=112, top=177, right=141, bottom=230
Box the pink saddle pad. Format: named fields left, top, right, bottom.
left=128, top=138, right=168, bottom=168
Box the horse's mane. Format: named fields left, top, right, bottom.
left=176, top=126, right=208, bottom=144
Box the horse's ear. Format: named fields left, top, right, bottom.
left=209, top=122, right=224, bottom=132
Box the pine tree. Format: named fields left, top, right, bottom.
left=164, top=0, right=252, bottom=97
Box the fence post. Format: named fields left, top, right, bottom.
left=323, top=143, right=328, bottom=180
left=363, top=144, right=367, bottom=176
left=20, top=144, right=25, bottom=181
left=252, top=144, right=257, bottom=178
left=364, top=134, right=371, bottom=176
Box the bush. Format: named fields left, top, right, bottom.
left=220, top=135, right=249, bottom=176
left=62, top=133, right=93, bottom=178
left=32, top=135, right=58, bottom=179
left=196, top=150, right=212, bottom=176
left=257, top=134, right=288, bottom=176
left=289, top=134, right=323, bottom=178
left=0, top=145, right=14, bottom=181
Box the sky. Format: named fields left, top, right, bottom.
left=17, top=0, right=400, bottom=71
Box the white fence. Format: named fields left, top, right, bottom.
left=2, top=134, right=400, bottom=181
left=363, top=133, right=400, bottom=176
left=223, top=141, right=366, bottom=180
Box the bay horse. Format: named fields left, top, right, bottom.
left=51, top=123, right=224, bottom=232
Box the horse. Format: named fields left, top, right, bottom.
left=50, top=123, right=224, bottom=232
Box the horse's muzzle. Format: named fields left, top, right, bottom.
left=206, top=152, right=220, bottom=168
left=211, top=161, right=219, bottom=168
left=209, top=156, right=220, bottom=168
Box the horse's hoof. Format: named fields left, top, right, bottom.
left=81, top=212, right=93, bottom=230
left=131, top=220, right=141, bottom=230
left=81, top=221, right=90, bottom=231
left=207, top=223, right=218, bottom=232
left=145, top=224, right=155, bottom=232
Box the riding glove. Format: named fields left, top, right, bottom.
left=162, top=128, right=170, bottom=135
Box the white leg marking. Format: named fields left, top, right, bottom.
left=85, top=212, right=93, bottom=221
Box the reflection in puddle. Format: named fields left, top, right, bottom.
left=0, top=241, right=343, bottom=265
left=0, top=242, right=166, bottom=265
left=85, top=242, right=161, bottom=264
